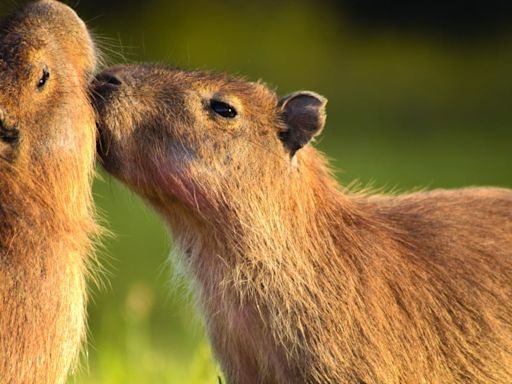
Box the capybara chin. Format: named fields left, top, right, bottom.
left=0, top=1, right=99, bottom=383
left=94, top=63, right=512, bottom=384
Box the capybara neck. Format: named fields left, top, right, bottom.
left=0, top=160, right=96, bottom=263
left=154, top=149, right=384, bottom=382
left=155, top=146, right=355, bottom=268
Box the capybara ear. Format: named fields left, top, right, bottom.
left=278, top=91, right=327, bottom=156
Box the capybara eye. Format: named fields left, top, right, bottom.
left=210, top=100, right=237, bottom=118
left=37, top=67, right=50, bottom=90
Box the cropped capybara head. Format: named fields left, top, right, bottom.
left=94, top=64, right=327, bottom=212
left=0, top=2, right=99, bottom=383
left=0, top=0, right=96, bottom=179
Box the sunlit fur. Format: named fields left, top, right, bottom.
left=0, top=1, right=99, bottom=383
left=94, top=64, right=512, bottom=384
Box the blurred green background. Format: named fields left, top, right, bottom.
left=3, top=0, right=512, bottom=382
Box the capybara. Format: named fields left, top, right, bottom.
left=93, top=63, right=512, bottom=384
left=0, top=1, right=99, bottom=383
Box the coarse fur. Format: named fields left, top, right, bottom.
left=0, top=1, right=99, bottom=383
left=93, top=63, right=512, bottom=384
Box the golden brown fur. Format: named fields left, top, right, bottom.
left=93, top=64, right=512, bottom=383
left=0, top=1, right=98, bottom=383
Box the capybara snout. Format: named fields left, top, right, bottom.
left=0, top=110, right=19, bottom=162
left=0, top=108, right=19, bottom=143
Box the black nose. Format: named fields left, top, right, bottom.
left=0, top=118, right=19, bottom=144
left=93, top=72, right=122, bottom=100
left=96, top=72, right=122, bottom=87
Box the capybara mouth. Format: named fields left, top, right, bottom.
left=95, top=117, right=121, bottom=174
left=95, top=121, right=113, bottom=170
left=92, top=71, right=123, bottom=172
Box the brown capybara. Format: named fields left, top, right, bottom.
left=0, top=1, right=99, bottom=383
left=93, top=63, right=512, bottom=384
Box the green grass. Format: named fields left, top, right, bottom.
left=68, top=178, right=223, bottom=383
left=73, top=339, right=218, bottom=384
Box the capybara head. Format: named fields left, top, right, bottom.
left=0, top=0, right=97, bottom=182
left=94, top=64, right=327, bottom=213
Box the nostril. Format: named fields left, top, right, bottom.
left=96, top=73, right=122, bottom=87
left=0, top=120, right=19, bottom=144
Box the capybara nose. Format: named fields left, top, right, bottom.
left=96, top=72, right=122, bottom=87
left=93, top=72, right=122, bottom=100
left=0, top=110, right=19, bottom=143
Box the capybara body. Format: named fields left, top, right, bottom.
left=94, top=64, right=512, bottom=383
left=0, top=1, right=98, bottom=383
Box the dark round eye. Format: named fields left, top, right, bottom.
left=210, top=100, right=237, bottom=118
left=37, top=67, right=50, bottom=90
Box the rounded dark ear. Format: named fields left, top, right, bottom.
left=278, top=91, right=327, bottom=156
